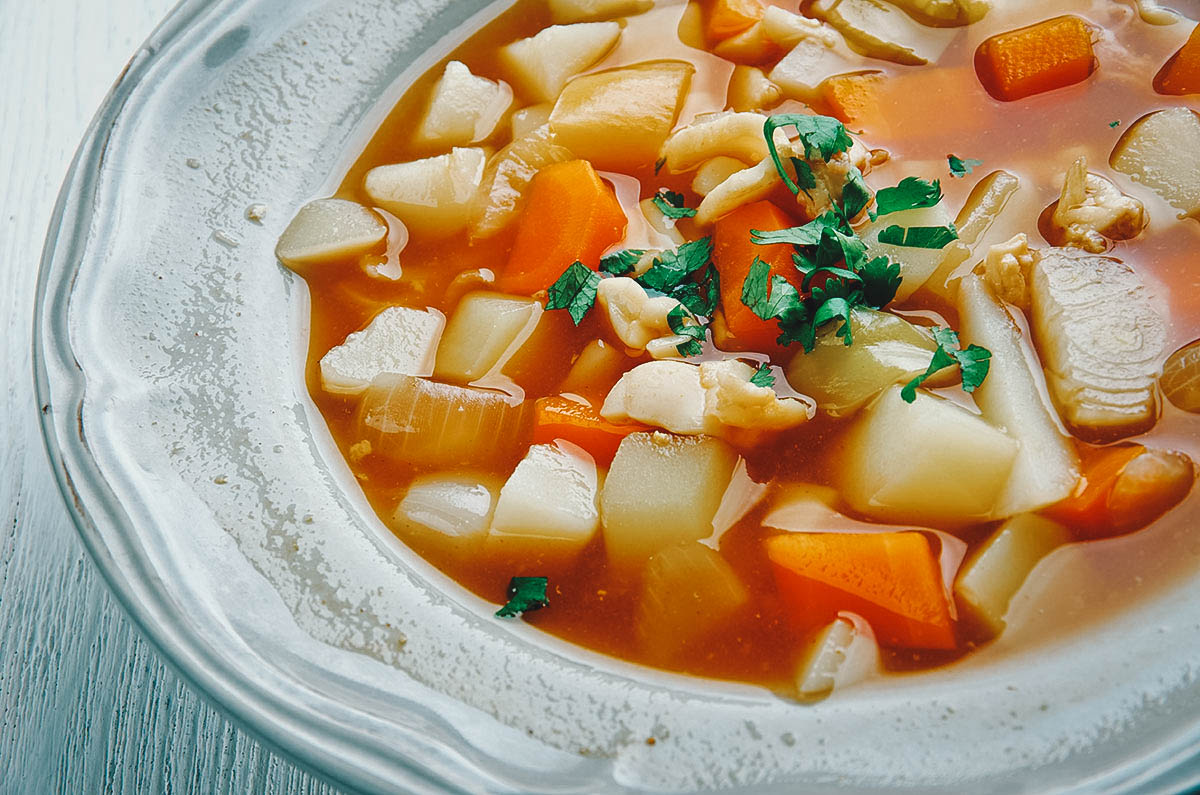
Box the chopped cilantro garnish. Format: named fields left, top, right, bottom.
left=764, top=114, right=854, bottom=195
left=791, top=158, right=817, bottom=195
left=900, top=327, right=992, bottom=402
left=652, top=189, right=697, bottom=220
left=874, top=177, right=943, bottom=216
left=495, top=576, right=549, bottom=618
left=751, top=211, right=851, bottom=248
left=947, top=154, right=983, bottom=178
left=840, top=167, right=872, bottom=220
left=670, top=262, right=721, bottom=317
left=546, top=261, right=601, bottom=325
left=1109, top=120, right=1121, bottom=128
left=599, top=248, right=644, bottom=276
left=639, top=237, right=713, bottom=294
left=666, top=305, right=706, bottom=357
left=877, top=224, right=959, bottom=249
left=858, top=256, right=903, bottom=308
left=750, top=363, right=775, bottom=388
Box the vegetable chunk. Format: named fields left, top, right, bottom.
left=794, top=617, right=880, bottom=699
left=499, top=160, right=627, bottom=295
left=414, top=61, right=512, bottom=148
left=636, top=543, right=749, bottom=660
left=837, top=386, right=1019, bottom=527
left=765, top=531, right=957, bottom=650
left=320, top=306, right=444, bottom=395
left=498, top=22, right=621, bottom=103
left=392, top=473, right=501, bottom=556
left=275, top=199, right=386, bottom=269
left=600, top=432, right=738, bottom=569
left=1110, top=107, right=1200, bottom=219
left=433, top=292, right=542, bottom=384
left=364, top=148, right=486, bottom=238
left=1154, top=23, right=1200, bottom=96
left=974, top=16, right=1096, bottom=102
left=549, top=61, right=693, bottom=171
left=810, top=0, right=955, bottom=66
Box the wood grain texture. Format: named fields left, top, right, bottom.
left=0, top=2, right=339, bottom=792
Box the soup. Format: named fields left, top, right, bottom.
left=275, top=0, right=1200, bottom=698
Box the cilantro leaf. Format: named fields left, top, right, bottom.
left=1109, top=120, right=1121, bottom=128
left=877, top=224, right=959, bottom=249
left=875, top=177, right=943, bottom=216
left=600, top=249, right=645, bottom=276
left=741, top=258, right=803, bottom=321
left=652, top=189, right=697, bottom=220
left=546, top=262, right=601, bottom=325
left=858, top=256, right=903, bottom=308
left=750, top=363, right=775, bottom=388
left=495, top=576, right=549, bottom=618
left=813, top=296, right=855, bottom=346
left=791, top=158, right=817, bottom=195
left=639, top=237, right=712, bottom=293
left=840, top=167, right=872, bottom=220
left=666, top=304, right=706, bottom=357
left=670, top=263, right=720, bottom=317
left=947, top=154, right=983, bottom=178
left=764, top=114, right=853, bottom=195
left=900, top=327, right=992, bottom=402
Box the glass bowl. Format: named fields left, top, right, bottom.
left=33, top=0, right=1200, bottom=790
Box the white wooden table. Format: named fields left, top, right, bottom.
left=0, top=2, right=336, bottom=790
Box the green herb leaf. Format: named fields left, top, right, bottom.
left=639, top=237, right=712, bottom=293
left=947, top=154, right=983, bottom=178
left=670, top=263, right=721, bottom=317
left=666, top=305, right=706, bottom=357
left=741, top=258, right=802, bottom=321
left=599, top=249, right=645, bottom=276
left=875, top=177, right=943, bottom=216
left=750, top=363, right=775, bottom=388
left=840, top=167, right=872, bottom=220
left=857, top=256, right=903, bottom=309
left=900, top=327, right=992, bottom=402
left=764, top=114, right=853, bottom=195
left=791, top=157, right=817, bottom=195
left=495, top=576, right=549, bottom=618
left=1109, top=120, right=1121, bottom=128
left=652, top=189, right=697, bottom=220
left=546, top=262, right=601, bottom=325
left=877, top=224, right=959, bottom=249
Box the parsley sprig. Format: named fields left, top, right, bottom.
left=948, top=154, right=983, bottom=178
left=875, top=177, right=943, bottom=217
left=900, top=328, right=992, bottom=403
left=651, top=189, right=697, bottom=220
left=764, top=114, right=854, bottom=196
left=495, top=576, right=549, bottom=618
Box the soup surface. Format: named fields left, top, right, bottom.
left=277, top=0, right=1200, bottom=697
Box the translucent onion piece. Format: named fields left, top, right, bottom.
left=391, top=473, right=501, bottom=556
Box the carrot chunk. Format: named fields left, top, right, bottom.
left=712, top=200, right=802, bottom=353
left=765, top=531, right=956, bottom=651
left=532, top=396, right=647, bottom=465
left=705, top=0, right=765, bottom=43
left=500, top=160, right=627, bottom=296
left=1155, top=23, right=1200, bottom=96
left=974, top=16, right=1096, bottom=102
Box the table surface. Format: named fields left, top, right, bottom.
left=0, top=2, right=337, bottom=791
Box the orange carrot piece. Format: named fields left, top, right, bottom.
left=1155, top=23, right=1200, bottom=96
left=712, top=200, right=802, bottom=353
left=974, top=15, right=1096, bottom=102
left=705, top=0, right=765, bottom=43
left=500, top=160, right=627, bottom=296
left=532, top=396, right=647, bottom=465
left=765, top=531, right=956, bottom=651
left=821, top=71, right=886, bottom=130
left=1041, top=444, right=1145, bottom=536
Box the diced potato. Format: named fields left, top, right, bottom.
left=495, top=304, right=584, bottom=396
left=954, top=514, right=1071, bottom=637
left=433, top=292, right=542, bottom=384
left=809, top=0, right=956, bottom=66
left=414, top=61, right=513, bottom=149
left=1110, top=107, right=1200, bottom=219
left=601, top=432, right=738, bottom=569
left=636, top=543, right=749, bottom=660
left=509, top=104, right=553, bottom=139
left=958, top=276, right=1079, bottom=517
left=498, top=22, right=621, bottom=104
left=356, top=375, right=533, bottom=468
left=471, top=125, right=574, bottom=238
left=769, top=36, right=862, bottom=104
left=726, top=65, right=782, bottom=112
left=861, top=204, right=962, bottom=302
left=838, top=386, right=1019, bottom=527
left=364, top=148, right=486, bottom=238
left=660, top=112, right=771, bottom=173
left=320, top=306, right=445, bottom=395
left=784, top=308, right=948, bottom=417
left=487, top=441, right=602, bottom=566
left=795, top=617, right=880, bottom=700
left=559, top=339, right=635, bottom=405
left=548, top=0, right=653, bottom=23
left=693, top=156, right=749, bottom=196
left=391, top=473, right=501, bottom=556
left=549, top=60, right=693, bottom=171
left=1030, top=250, right=1166, bottom=442
left=639, top=198, right=686, bottom=245
left=712, top=22, right=781, bottom=66
left=275, top=198, right=386, bottom=269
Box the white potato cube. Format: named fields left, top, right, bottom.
left=809, top=0, right=955, bottom=66
left=509, top=103, right=553, bottom=139
left=414, top=61, right=513, bottom=149
left=487, top=441, right=602, bottom=565
left=392, top=473, right=500, bottom=556
left=955, top=514, right=1071, bottom=637
left=548, top=0, right=653, bottom=23
left=838, top=386, right=1019, bottom=527
left=559, top=338, right=634, bottom=405
left=275, top=198, right=387, bottom=269
left=769, top=36, right=861, bottom=104
left=958, top=276, right=1079, bottom=517
left=1110, top=107, right=1200, bottom=219
left=433, top=292, right=542, bottom=384
left=364, top=147, right=486, bottom=238
left=862, top=204, right=962, bottom=302
left=636, top=543, right=749, bottom=660
left=601, top=432, right=738, bottom=569
left=498, top=22, right=621, bottom=104
left=320, top=306, right=445, bottom=395
left=795, top=617, right=881, bottom=699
